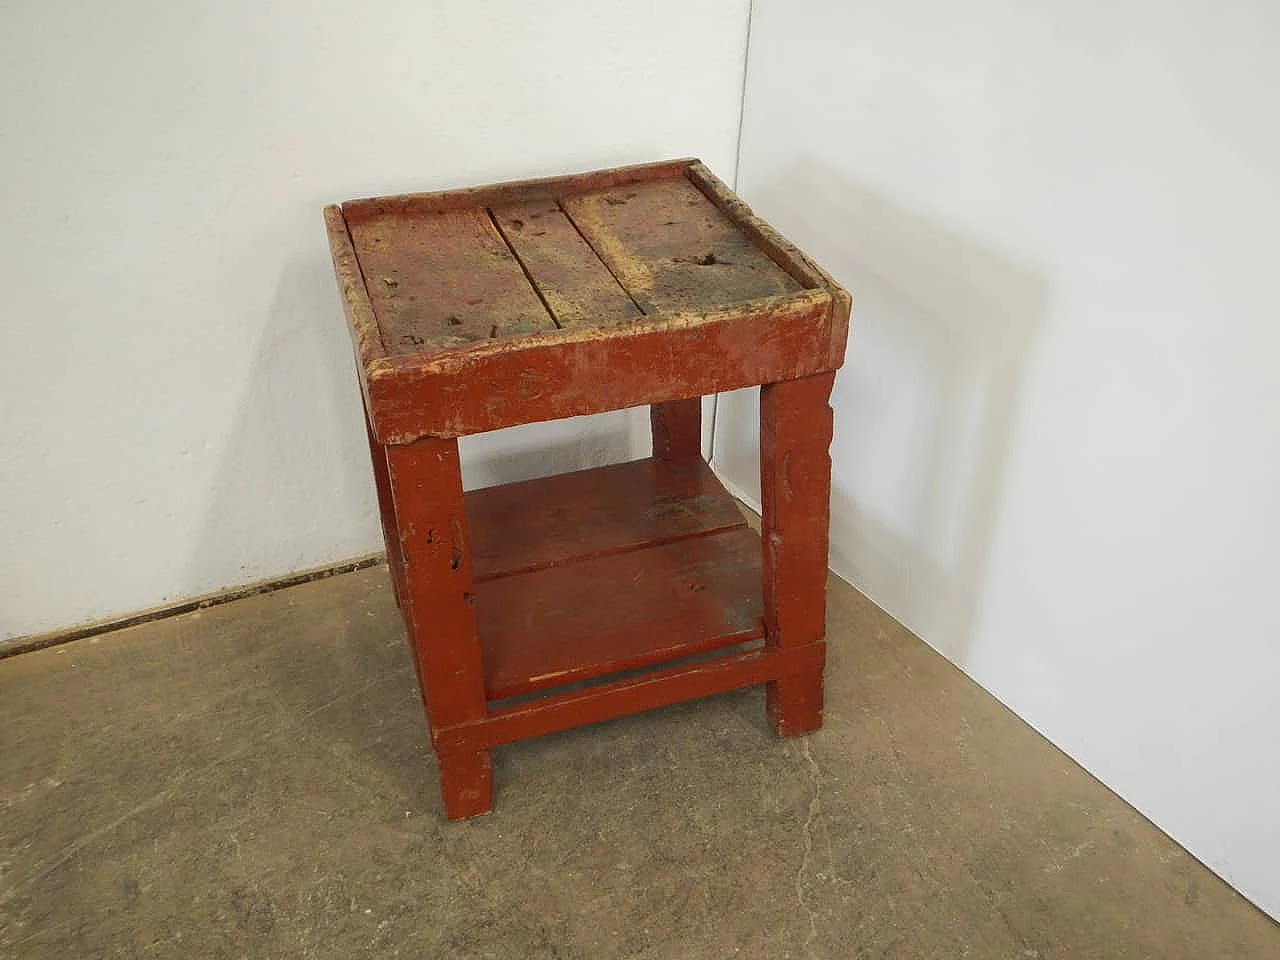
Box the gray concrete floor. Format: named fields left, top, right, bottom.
left=2, top=565, right=1276, bottom=959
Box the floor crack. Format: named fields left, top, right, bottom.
left=795, top=736, right=822, bottom=959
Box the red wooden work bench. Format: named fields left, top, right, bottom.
left=324, top=159, right=850, bottom=819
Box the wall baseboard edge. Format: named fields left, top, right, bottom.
left=0, top=554, right=386, bottom=661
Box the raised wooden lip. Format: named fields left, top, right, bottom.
left=339, top=157, right=697, bottom=221
left=323, top=203, right=387, bottom=371
left=362, top=290, right=839, bottom=442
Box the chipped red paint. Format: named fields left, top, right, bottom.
left=325, top=159, right=850, bottom=819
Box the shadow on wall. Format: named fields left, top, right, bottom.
left=720, top=161, right=1047, bottom=668
left=188, top=232, right=641, bottom=597
left=186, top=248, right=383, bottom=595
left=458, top=412, right=639, bottom=492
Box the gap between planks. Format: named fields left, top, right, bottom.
left=485, top=207, right=562, bottom=331
left=486, top=200, right=649, bottom=325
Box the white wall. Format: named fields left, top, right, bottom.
left=720, top=0, right=1280, bottom=919
left=0, top=0, right=749, bottom=640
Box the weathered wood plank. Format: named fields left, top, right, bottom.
left=347, top=207, right=554, bottom=354
left=561, top=177, right=803, bottom=314
left=466, top=456, right=743, bottom=582
left=327, top=159, right=851, bottom=818
left=323, top=205, right=386, bottom=367
left=364, top=290, right=834, bottom=442
left=475, top=526, right=765, bottom=699
left=435, top=642, right=826, bottom=752
left=490, top=198, right=643, bottom=326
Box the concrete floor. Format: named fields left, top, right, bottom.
left=2, top=566, right=1276, bottom=959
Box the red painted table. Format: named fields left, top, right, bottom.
left=325, top=159, right=850, bottom=819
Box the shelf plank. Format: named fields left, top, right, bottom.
left=465, top=457, right=746, bottom=582
left=436, top=642, right=825, bottom=752
left=475, top=526, right=764, bottom=699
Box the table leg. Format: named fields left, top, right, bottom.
left=362, top=406, right=407, bottom=612
left=651, top=397, right=702, bottom=459
left=759, top=373, right=835, bottom=736
left=385, top=438, right=493, bottom=819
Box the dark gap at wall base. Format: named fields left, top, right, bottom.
left=0, top=554, right=385, bottom=661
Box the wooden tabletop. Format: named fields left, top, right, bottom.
left=326, top=159, right=843, bottom=363
left=325, top=160, right=850, bottom=441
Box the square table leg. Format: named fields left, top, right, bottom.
left=651, top=397, right=702, bottom=460
left=384, top=438, right=494, bottom=819
left=363, top=404, right=407, bottom=612
left=759, top=372, right=836, bottom=737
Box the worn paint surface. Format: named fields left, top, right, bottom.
left=347, top=207, right=554, bottom=352
left=351, top=173, right=805, bottom=330
left=326, top=160, right=850, bottom=819
left=383, top=439, right=492, bottom=820
left=761, top=373, right=836, bottom=736
left=477, top=526, right=765, bottom=700
left=327, top=159, right=850, bottom=443
left=368, top=291, right=834, bottom=441
left=466, top=456, right=739, bottom=581
left=650, top=397, right=702, bottom=460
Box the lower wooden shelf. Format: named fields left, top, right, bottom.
left=464, top=456, right=764, bottom=700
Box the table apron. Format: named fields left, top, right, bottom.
left=364, top=296, right=844, bottom=442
